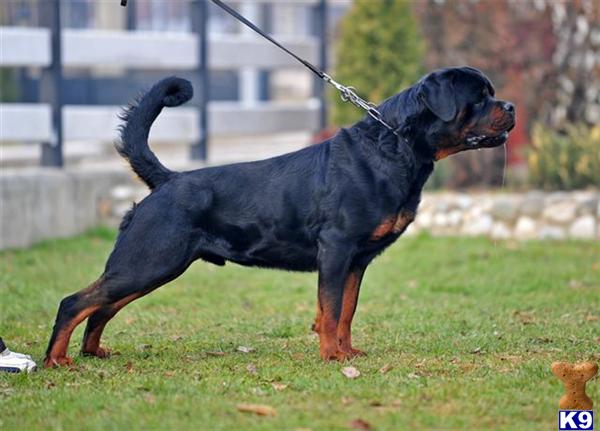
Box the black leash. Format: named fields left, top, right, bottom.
left=209, top=0, right=398, bottom=136
left=120, top=0, right=398, bottom=135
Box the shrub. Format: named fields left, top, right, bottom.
left=528, top=123, right=600, bottom=190
left=331, top=0, right=424, bottom=126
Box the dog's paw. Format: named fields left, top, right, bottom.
left=43, top=356, right=74, bottom=368
left=81, top=346, right=111, bottom=359
left=340, top=346, right=366, bottom=358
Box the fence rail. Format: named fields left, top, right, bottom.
left=0, top=101, right=319, bottom=143
left=0, top=27, right=319, bottom=70
left=0, top=0, right=328, bottom=166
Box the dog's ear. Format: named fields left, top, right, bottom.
left=418, top=71, right=457, bottom=122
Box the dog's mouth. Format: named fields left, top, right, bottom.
left=465, top=130, right=510, bottom=148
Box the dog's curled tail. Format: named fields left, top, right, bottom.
left=117, top=76, right=193, bottom=189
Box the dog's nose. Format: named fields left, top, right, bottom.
left=503, top=102, right=515, bottom=113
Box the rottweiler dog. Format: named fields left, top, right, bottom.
left=44, top=67, right=515, bottom=367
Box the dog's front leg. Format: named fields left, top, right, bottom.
left=336, top=266, right=367, bottom=358
left=315, top=240, right=355, bottom=361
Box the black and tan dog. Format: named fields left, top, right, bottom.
left=44, top=67, right=515, bottom=367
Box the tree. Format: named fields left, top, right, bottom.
left=415, top=0, right=599, bottom=188
left=331, top=0, right=424, bottom=126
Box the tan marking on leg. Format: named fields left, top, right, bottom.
left=337, top=272, right=366, bottom=358
left=312, top=303, right=322, bottom=333
left=82, top=292, right=142, bottom=357
left=318, top=303, right=342, bottom=360
left=44, top=305, right=101, bottom=368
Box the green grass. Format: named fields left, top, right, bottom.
left=1, top=228, right=599, bottom=430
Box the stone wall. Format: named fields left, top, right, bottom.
left=411, top=191, right=599, bottom=240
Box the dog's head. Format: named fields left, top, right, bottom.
left=384, top=67, right=515, bottom=161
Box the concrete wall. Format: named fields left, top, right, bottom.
left=2, top=168, right=599, bottom=251
left=0, top=167, right=139, bottom=250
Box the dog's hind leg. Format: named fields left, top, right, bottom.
left=44, top=278, right=107, bottom=367
left=81, top=292, right=144, bottom=358
left=45, top=200, right=197, bottom=368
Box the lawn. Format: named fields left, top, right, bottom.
left=0, top=228, right=598, bottom=430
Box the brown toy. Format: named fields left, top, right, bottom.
left=551, top=361, right=598, bottom=410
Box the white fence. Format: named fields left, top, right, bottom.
left=0, top=26, right=321, bottom=158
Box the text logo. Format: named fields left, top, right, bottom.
left=559, top=411, right=594, bottom=430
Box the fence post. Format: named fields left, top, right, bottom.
left=126, top=0, right=137, bottom=30
left=190, top=0, right=208, bottom=161
left=40, top=0, right=64, bottom=167
left=315, top=0, right=328, bottom=130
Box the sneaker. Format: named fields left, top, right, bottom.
left=0, top=348, right=37, bottom=373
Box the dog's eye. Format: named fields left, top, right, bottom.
left=474, top=89, right=488, bottom=107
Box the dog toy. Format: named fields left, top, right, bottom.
left=551, top=361, right=598, bottom=410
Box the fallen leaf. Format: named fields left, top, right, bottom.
left=237, top=403, right=276, bottom=416
left=341, top=396, right=353, bottom=405
left=569, top=280, right=584, bottom=289
left=342, top=366, right=360, bottom=379
left=246, top=363, right=257, bottom=375
left=271, top=382, right=288, bottom=391
left=164, top=371, right=175, bottom=377
left=585, top=315, right=599, bottom=322
left=378, top=364, right=393, bottom=374
left=349, top=418, right=372, bottom=430
left=513, top=310, right=535, bottom=325
left=237, top=346, right=255, bottom=354
left=124, top=317, right=136, bottom=325
left=207, top=351, right=225, bottom=357
left=125, top=361, right=134, bottom=373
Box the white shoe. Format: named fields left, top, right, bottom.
left=0, top=348, right=37, bottom=373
